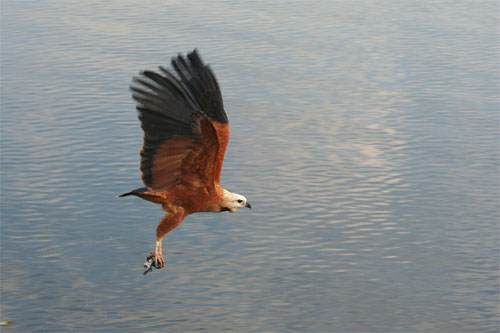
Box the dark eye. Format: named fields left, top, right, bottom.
left=237, top=199, right=243, bottom=203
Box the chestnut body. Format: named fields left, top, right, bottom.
left=120, top=50, right=249, bottom=270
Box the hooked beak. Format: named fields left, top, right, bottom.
left=245, top=202, right=252, bottom=209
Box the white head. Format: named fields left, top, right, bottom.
left=222, top=189, right=251, bottom=213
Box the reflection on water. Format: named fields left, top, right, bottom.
left=1, top=0, right=498, bottom=331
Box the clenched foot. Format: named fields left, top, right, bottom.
left=143, top=240, right=165, bottom=275
left=147, top=251, right=165, bottom=268
left=143, top=251, right=165, bottom=275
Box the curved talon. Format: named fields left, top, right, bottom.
left=154, top=253, right=165, bottom=268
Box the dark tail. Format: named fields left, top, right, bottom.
left=118, top=187, right=149, bottom=198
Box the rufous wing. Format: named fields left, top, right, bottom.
left=131, top=49, right=229, bottom=191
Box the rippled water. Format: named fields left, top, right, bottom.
left=1, top=0, right=499, bottom=331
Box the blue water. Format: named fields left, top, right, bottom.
left=1, top=0, right=499, bottom=331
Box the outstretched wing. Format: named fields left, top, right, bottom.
left=131, top=49, right=229, bottom=191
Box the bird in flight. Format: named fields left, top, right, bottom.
left=120, top=49, right=251, bottom=272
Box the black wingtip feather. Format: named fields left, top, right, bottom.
left=118, top=187, right=149, bottom=197
left=171, top=50, right=228, bottom=124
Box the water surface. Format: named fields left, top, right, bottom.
left=1, top=0, right=499, bottom=331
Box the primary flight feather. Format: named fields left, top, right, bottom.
left=120, top=49, right=251, bottom=271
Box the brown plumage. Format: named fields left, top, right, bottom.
left=120, top=49, right=250, bottom=271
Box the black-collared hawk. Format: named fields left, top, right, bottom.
left=120, top=49, right=251, bottom=271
